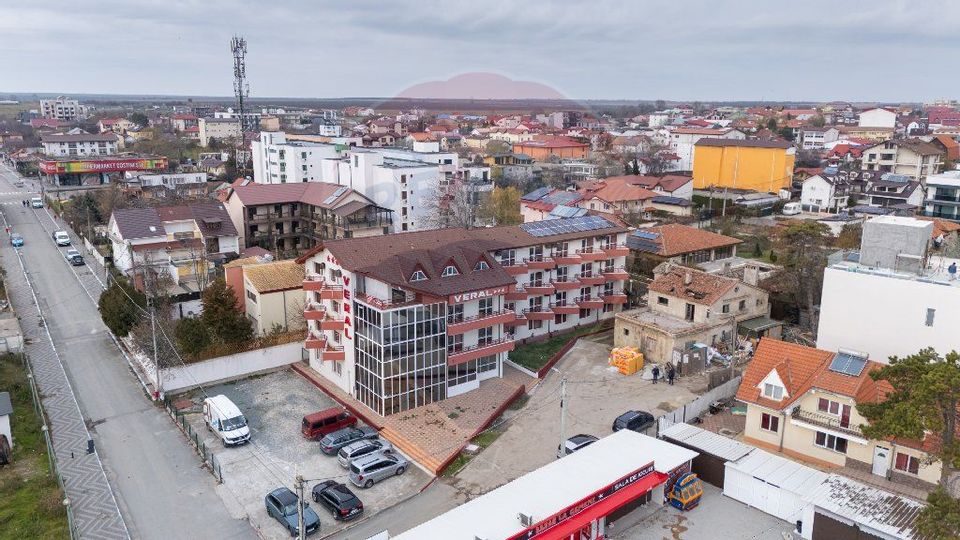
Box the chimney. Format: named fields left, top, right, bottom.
left=743, top=263, right=759, bottom=286
left=684, top=271, right=693, bottom=285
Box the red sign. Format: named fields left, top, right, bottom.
left=39, top=157, right=167, bottom=175
left=450, top=286, right=509, bottom=304
left=507, top=462, right=657, bottom=540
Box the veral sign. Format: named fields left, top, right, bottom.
left=450, top=286, right=508, bottom=304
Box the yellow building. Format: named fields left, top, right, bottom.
left=692, top=139, right=796, bottom=192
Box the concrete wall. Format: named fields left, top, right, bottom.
left=162, top=341, right=303, bottom=393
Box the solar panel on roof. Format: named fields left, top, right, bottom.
left=519, top=215, right=613, bottom=237
left=521, top=187, right=551, bottom=202
left=829, top=350, right=868, bottom=376
left=549, top=205, right=587, bottom=218
left=542, top=191, right=581, bottom=205
left=633, top=230, right=660, bottom=241
left=322, top=186, right=348, bottom=205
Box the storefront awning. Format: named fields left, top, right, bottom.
left=532, top=471, right=668, bottom=539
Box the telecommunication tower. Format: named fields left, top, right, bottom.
left=231, top=36, right=250, bottom=129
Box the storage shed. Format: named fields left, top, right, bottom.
left=659, top=422, right=754, bottom=488
left=723, top=448, right=828, bottom=526
left=801, top=474, right=923, bottom=540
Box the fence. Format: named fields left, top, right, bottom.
left=162, top=397, right=223, bottom=483
left=18, top=353, right=78, bottom=539
left=656, top=375, right=743, bottom=435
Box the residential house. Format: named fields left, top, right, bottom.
left=98, top=117, right=136, bottom=135
left=692, top=139, right=796, bottom=192
left=198, top=118, right=242, bottom=147
left=483, top=152, right=536, bottom=182
left=626, top=224, right=741, bottom=275
left=922, top=169, right=960, bottom=221
left=737, top=338, right=940, bottom=492
left=861, top=139, right=943, bottom=181
left=858, top=107, right=897, bottom=129
left=576, top=176, right=659, bottom=216
left=798, top=127, right=840, bottom=151
left=519, top=188, right=584, bottom=222
left=228, top=258, right=306, bottom=336
left=41, top=132, right=119, bottom=157
left=122, top=172, right=208, bottom=200
left=172, top=114, right=198, bottom=132
left=512, top=137, right=589, bottom=160
left=861, top=174, right=924, bottom=210
left=108, top=203, right=240, bottom=294
left=800, top=174, right=850, bottom=213
left=614, top=264, right=774, bottom=364
left=222, top=180, right=391, bottom=255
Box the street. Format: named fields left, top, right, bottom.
left=0, top=164, right=255, bottom=539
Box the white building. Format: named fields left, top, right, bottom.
left=798, top=127, right=839, bottom=150
left=39, top=96, right=89, bottom=121
left=198, top=118, right=242, bottom=147
left=41, top=132, right=119, bottom=157
left=858, top=108, right=897, bottom=129
left=800, top=174, right=849, bottom=213
left=924, top=169, right=960, bottom=221
left=668, top=127, right=745, bottom=171
left=817, top=216, right=960, bottom=362
left=251, top=131, right=344, bottom=184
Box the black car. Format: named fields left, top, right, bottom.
left=311, top=480, right=364, bottom=521
left=612, top=410, right=655, bottom=433
left=319, top=426, right=378, bottom=455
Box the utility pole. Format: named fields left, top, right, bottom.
left=295, top=474, right=305, bottom=540
left=558, top=375, right=567, bottom=455
left=150, top=297, right=160, bottom=400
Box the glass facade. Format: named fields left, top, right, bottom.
left=354, top=300, right=448, bottom=416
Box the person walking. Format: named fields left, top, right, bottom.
left=667, top=364, right=676, bottom=385
left=651, top=365, right=660, bottom=384
left=949, top=262, right=957, bottom=281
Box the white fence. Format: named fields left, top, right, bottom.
left=656, top=375, right=742, bottom=435
left=162, top=341, right=304, bottom=393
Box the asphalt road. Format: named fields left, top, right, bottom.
left=0, top=164, right=255, bottom=540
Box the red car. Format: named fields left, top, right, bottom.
left=302, top=408, right=357, bottom=440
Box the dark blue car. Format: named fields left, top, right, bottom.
left=265, top=487, right=320, bottom=537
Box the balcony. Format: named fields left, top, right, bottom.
left=525, top=282, right=555, bottom=295
left=602, top=266, right=630, bottom=281
left=502, top=262, right=529, bottom=276
left=447, top=310, right=518, bottom=335
left=576, top=273, right=607, bottom=286
left=553, top=252, right=582, bottom=265
left=447, top=336, right=516, bottom=366
left=602, top=293, right=628, bottom=305
left=576, top=247, right=608, bottom=262
left=524, top=255, right=557, bottom=270
left=791, top=407, right=863, bottom=439
left=505, top=286, right=530, bottom=301
left=602, top=244, right=630, bottom=258
left=303, top=302, right=326, bottom=321
left=933, top=194, right=960, bottom=204
left=522, top=306, right=555, bottom=320
left=550, top=277, right=582, bottom=291
left=549, top=301, right=580, bottom=315
left=303, top=274, right=324, bottom=292
left=576, top=295, right=605, bottom=309
left=317, top=315, right=346, bottom=331
left=304, top=331, right=325, bottom=350
left=302, top=276, right=345, bottom=299
left=320, top=342, right=345, bottom=361
left=503, top=313, right=527, bottom=326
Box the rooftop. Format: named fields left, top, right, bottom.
left=807, top=474, right=923, bottom=539
left=695, top=138, right=793, bottom=149
left=244, top=260, right=305, bottom=293
left=647, top=265, right=739, bottom=306
left=627, top=224, right=741, bottom=257
left=828, top=250, right=960, bottom=289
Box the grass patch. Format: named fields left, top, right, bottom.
left=442, top=453, right=472, bottom=477
left=471, top=429, right=502, bottom=449
left=508, top=324, right=608, bottom=371
left=0, top=354, right=69, bottom=540
left=507, top=394, right=529, bottom=411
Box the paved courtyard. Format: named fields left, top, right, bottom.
left=181, top=369, right=429, bottom=539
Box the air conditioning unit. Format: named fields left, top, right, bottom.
left=518, top=513, right=534, bottom=527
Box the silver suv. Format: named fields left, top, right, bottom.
left=338, top=439, right=392, bottom=468
left=349, top=452, right=408, bottom=489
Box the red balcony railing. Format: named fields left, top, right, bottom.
left=575, top=272, right=607, bottom=286
left=522, top=306, right=555, bottom=320
left=549, top=301, right=580, bottom=315
left=502, top=262, right=528, bottom=276
left=575, top=295, right=605, bottom=309
left=524, top=255, right=556, bottom=270
left=447, top=310, right=518, bottom=335
left=602, top=293, right=628, bottom=305
left=525, top=282, right=555, bottom=295
left=602, top=266, right=629, bottom=281
left=447, top=336, right=516, bottom=366
left=603, top=244, right=630, bottom=257
left=550, top=276, right=582, bottom=291
left=553, top=252, right=582, bottom=265
left=304, top=302, right=326, bottom=321
left=576, top=247, right=608, bottom=262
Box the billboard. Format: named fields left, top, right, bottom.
left=39, top=157, right=167, bottom=175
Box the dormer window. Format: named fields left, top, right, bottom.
left=410, top=270, right=427, bottom=282
left=474, top=260, right=489, bottom=271
left=763, top=383, right=784, bottom=401
left=442, top=266, right=459, bottom=277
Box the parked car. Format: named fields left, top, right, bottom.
left=311, top=480, right=364, bottom=521
left=338, top=439, right=393, bottom=468
left=9, top=233, right=23, bottom=247
left=64, top=249, right=84, bottom=266
left=612, top=410, right=655, bottom=433
left=264, top=487, right=320, bottom=537
left=319, top=426, right=378, bottom=455
left=52, top=230, right=70, bottom=246
left=302, top=408, right=357, bottom=440
left=30, top=197, right=42, bottom=208
left=557, top=434, right=599, bottom=458
left=203, top=395, right=251, bottom=446
left=13, top=180, right=24, bottom=188
left=349, top=452, right=408, bottom=489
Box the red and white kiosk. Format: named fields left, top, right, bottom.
left=389, top=430, right=698, bottom=540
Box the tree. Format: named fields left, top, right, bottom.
left=201, top=278, right=252, bottom=344
left=421, top=178, right=477, bottom=229
left=809, top=114, right=826, bottom=128
left=129, top=112, right=149, bottom=128
left=479, top=186, right=522, bottom=225
left=485, top=140, right=511, bottom=156
left=858, top=348, right=960, bottom=538
left=795, top=149, right=823, bottom=168
left=772, top=221, right=830, bottom=330
left=765, top=117, right=778, bottom=131
left=98, top=279, right=146, bottom=337
left=637, top=142, right=673, bottom=176
left=835, top=223, right=862, bottom=249
left=777, top=126, right=795, bottom=141
left=175, top=317, right=210, bottom=356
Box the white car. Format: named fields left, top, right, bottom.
left=52, top=231, right=71, bottom=246
left=782, top=202, right=802, bottom=215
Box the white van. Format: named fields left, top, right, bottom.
left=203, top=395, right=251, bottom=446
left=782, top=202, right=802, bottom=215
left=30, top=197, right=43, bottom=209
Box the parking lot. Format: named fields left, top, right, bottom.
left=181, top=369, right=429, bottom=539
left=454, top=334, right=711, bottom=495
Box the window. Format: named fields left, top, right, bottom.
left=739, top=300, right=746, bottom=311
left=478, top=298, right=493, bottom=317
left=477, top=327, right=493, bottom=346
left=895, top=452, right=920, bottom=475
left=657, top=296, right=669, bottom=306
left=474, top=260, right=489, bottom=271
left=685, top=303, right=695, bottom=322
left=409, top=270, right=426, bottom=282
left=527, top=319, right=543, bottom=331
left=245, top=289, right=257, bottom=303
left=447, top=303, right=464, bottom=324
left=722, top=304, right=730, bottom=314
left=623, top=328, right=630, bottom=336
left=442, top=265, right=459, bottom=277
left=926, top=308, right=935, bottom=327
left=763, top=383, right=784, bottom=401
left=554, top=313, right=568, bottom=325
left=760, top=413, right=779, bottom=432
left=815, top=431, right=848, bottom=453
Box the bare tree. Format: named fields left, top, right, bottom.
left=637, top=142, right=673, bottom=176
left=421, top=177, right=476, bottom=229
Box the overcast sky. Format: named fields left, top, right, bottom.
left=2, top=0, right=957, bottom=102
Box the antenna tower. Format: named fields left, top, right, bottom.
left=230, top=36, right=249, bottom=129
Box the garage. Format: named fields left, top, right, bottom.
left=660, top=422, right=754, bottom=488
left=723, top=448, right=827, bottom=525
left=801, top=474, right=923, bottom=540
